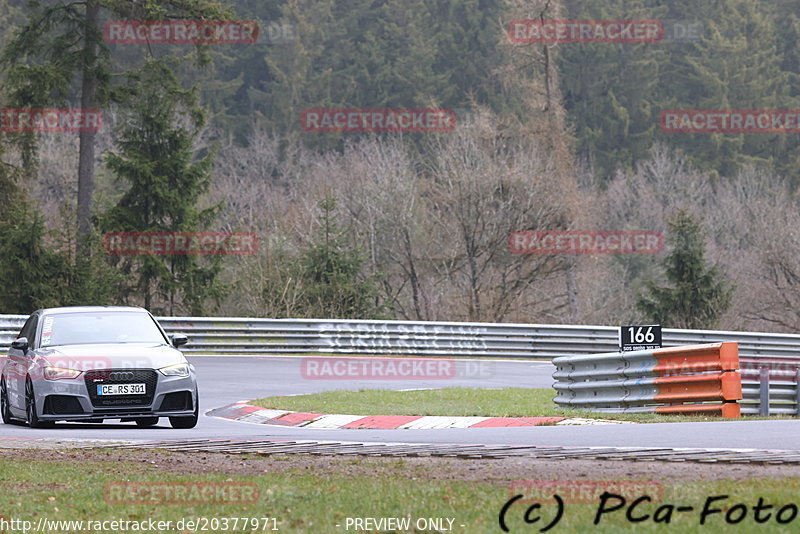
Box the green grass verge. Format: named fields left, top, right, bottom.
left=1, top=454, right=799, bottom=533
left=252, top=388, right=750, bottom=423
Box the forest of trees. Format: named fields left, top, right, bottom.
left=0, top=0, right=799, bottom=332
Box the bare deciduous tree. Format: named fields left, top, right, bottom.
left=426, top=113, right=574, bottom=322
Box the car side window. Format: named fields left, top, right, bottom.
left=17, top=315, right=38, bottom=348
left=26, top=316, right=39, bottom=348
left=17, top=316, right=33, bottom=340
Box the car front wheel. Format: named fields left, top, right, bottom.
left=26, top=378, right=54, bottom=429
left=1, top=377, right=12, bottom=424
left=135, top=417, right=159, bottom=427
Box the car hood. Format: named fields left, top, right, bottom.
left=36, top=343, right=186, bottom=371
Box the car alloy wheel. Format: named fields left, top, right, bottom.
left=1, top=378, right=12, bottom=424
left=26, top=378, right=54, bottom=429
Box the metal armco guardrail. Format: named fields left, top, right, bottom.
left=5, top=314, right=800, bottom=361
left=112, top=320, right=800, bottom=361
left=2, top=312, right=800, bottom=416
left=740, top=357, right=800, bottom=416
left=552, top=343, right=742, bottom=418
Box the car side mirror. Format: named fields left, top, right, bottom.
left=171, top=334, right=188, bottom=348
left=11, top=337, right=29, bottom=352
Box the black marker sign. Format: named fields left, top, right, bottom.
left=619, top=325, right=662, bottom=352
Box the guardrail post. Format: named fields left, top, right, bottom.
left=795, top=368, right=800, bottom=418
left=759, top=367, right=770, bottom=417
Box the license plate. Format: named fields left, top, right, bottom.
left=97, top=383, right=146, bottom=396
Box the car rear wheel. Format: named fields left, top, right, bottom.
left=135, top=417, right=159, bottom=427
left=26, top=378, right=54, bottom=429
left=1, top=377, right=12, bottom=424
left=169, top=389, right=198, bottom=429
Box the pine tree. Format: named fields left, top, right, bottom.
left=298, top=197, right=385, bottom=319
left=637, top=210, right=732, bottom=329
left=99, top=59, right=223, bottom=316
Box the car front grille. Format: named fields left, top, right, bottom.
left=84, top=369, right=158, bottom=408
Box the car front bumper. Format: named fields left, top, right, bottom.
left=32, top=371, right=197, bottom=421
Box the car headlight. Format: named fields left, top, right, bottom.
left=44, top=367, right=82, bottom=380
left=159, top=363, right=190, bottom=377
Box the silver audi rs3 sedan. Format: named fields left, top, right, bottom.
left=0, top=306, right=198, bottom=429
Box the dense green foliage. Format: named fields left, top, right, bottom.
left=176, top=0, right=800, bottom=182
left=0, top=0, right=797, bottom=323
left=559, top=0, right=800, bottom=182
left=203, top=0, right=507, bottom=147
left=0, top=204, right=124, bottom=314
left=2, top=0, right=798, bottom=179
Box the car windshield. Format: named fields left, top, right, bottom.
left=40, top=312, right=167, bottom=347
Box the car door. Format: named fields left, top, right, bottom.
left=6, top=313, right=38, bottom=416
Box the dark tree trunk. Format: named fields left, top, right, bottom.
left=77, top=0, right=100, bottom=257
